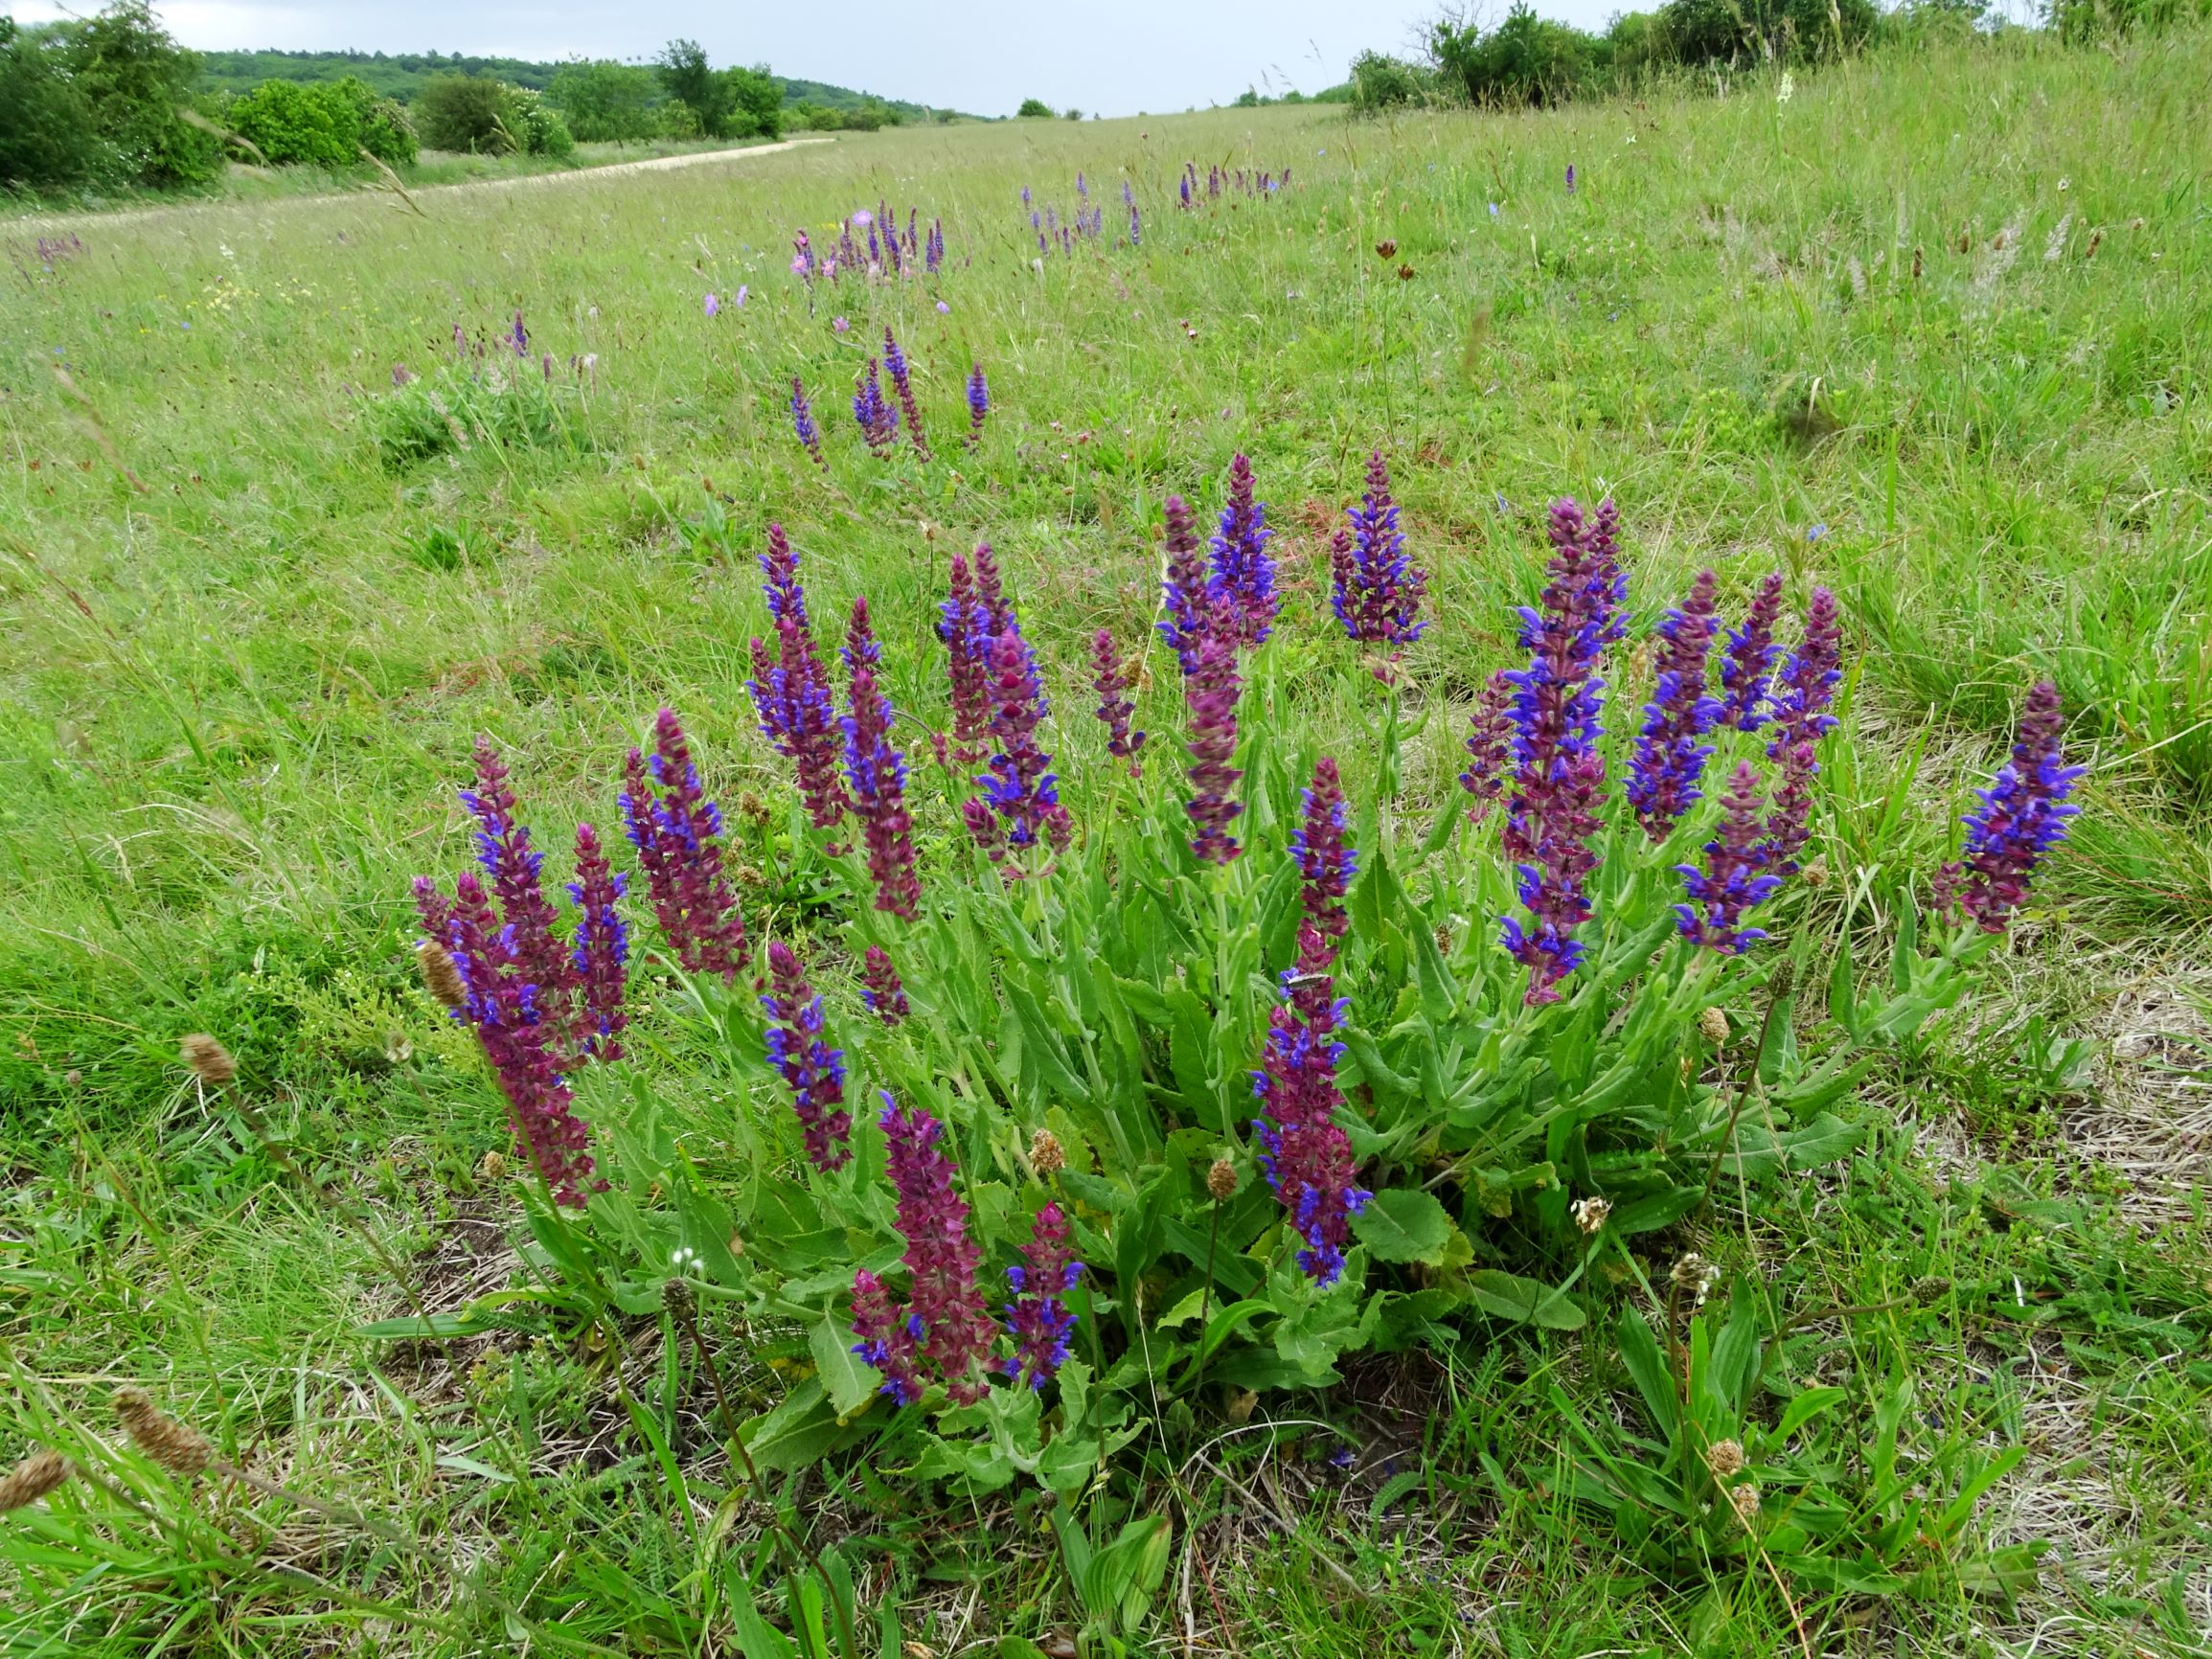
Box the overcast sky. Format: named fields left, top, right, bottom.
left=3, top=0, right=1633, bottom=118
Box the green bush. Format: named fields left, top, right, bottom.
left=504, top=86, right=574, bottom=156
left=49, top=1, right=222, bottom=189
left=357, top=91, right=417, bottom=166
left=0, top=19, right=104, bottom=193
left=413, top=72, right=511, bottom=151
left=1016, top=97, right=1054, bottom=117
left=229, top=78, right=359, bottom=168
left=1433, top=4, right=1608, bottom=105
left=724, top=63, right=785, bottom=139
left=547, top=59, right=658, bottom=144
left=657, top=38, right=730, bottom=136
left=1349, top=50, right=1429, bottom=112
left=1657, top=0, right=1877, bottom=62
left=2049, top=0, right=2211, bottom=37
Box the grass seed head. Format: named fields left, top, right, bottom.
left=415, top=940, right=467, bottom=1009
left=113, top=1385, right=213, bottom=1477
left=0, top=1449, right=71, bottom=1512
left=178, top=1034, right=236, bottom=1087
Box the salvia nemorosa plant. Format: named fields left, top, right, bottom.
left=882, top=328, right=931, bottom=461
left=402, top=467, right=2080, bottom=1510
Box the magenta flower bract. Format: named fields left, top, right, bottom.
left=1290, top=756, right=1356, bottom=937
left=859, top=944, right=910, bottom=1027
left=1497, top=498, right=1628, bottom=1005
left=842, top=597, right=922, bottom=920
left=882, top=328, right=931, bottom=462
left=1157, top=496, right=1211, bottom=675
left=1676, top=761, right=1782, bottom=954
left=416, top=872, right=604, bottom=1207
left=852, top=359, right=898, bottom=456
left=763, top=941, right=852, bottom=1171
left=1718, top=572, right=1786, bottom=732
left=937, top=550, right=992, bottom=766
left=620, top=708, right=749, bottom=982
left=1757, top=587, right=1843, bottom=875
left=1209, top=453, right=1278, bottom=648
left=850, top=1094, right=999, bottom=1406
left=566, top=822, right=628, bottom=1061
left=744, top=526, right=850, bottom=831
left=1002, top=1202, right=1082, bottom=1389
left=459, top=738, right=578, bottom=1019
left=975, top=621, right=1072, bottom=855
left=1090, top=627, right=1146, bottom=775
left=1184, top=624, right=1243, bottom=865
left=1935, top=680, right=2083, bottom=934
left=1458, top=670, right=1516, bottom=822
left=1627, top=569, right=1723, bottom=839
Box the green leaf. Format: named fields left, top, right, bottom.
left=1463, top=1268, right=1586, bottom=1329
left=1350, top=1188, right=1454, bottom=1264
left=1770, top=1385, right=1847, bottom=1443
left=1615, top=1305, right=1677, bottom=1440
left=810, top=1312, right=878, bottom=1423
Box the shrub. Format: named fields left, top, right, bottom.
left=2048, top=0, right=2210, bottom=37
left=229, top=78, right=360, bottom=168
left=0, top=20, right=104, bottom=193
left=356, top=91, right=417, bottom=166
left=657, top=38, right=730, bottom=137
left=1433, top=4, right=1607, bottom=105
left=1657, top=0, right=1877, bottom=62
left=724, top=64, right=785, bottom=139
left=413, top=72, right=511, bottom=151
left=547, top=59, right=658, bottom=144
left=1349, top=50, right=1428, bottom=112
left=44, top=1, right=222, bottom=189
left=504, top=86, right=574, bottom=157
left=1016, top=97, right=1054, bottom=117
left=370, top=321, right=593, bottom=467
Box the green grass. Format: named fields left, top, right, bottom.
left=4, top=26, right=2211, bottom=1657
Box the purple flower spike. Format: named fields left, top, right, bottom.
left=843, top=598, right=922, bottom=920
left=418, top=872, right=604, bottom=1207
left=459, top=738, right=578, bottom=1016
left=789, top=376, right=825, bottom=466
left=966, top=362, right=990, bottom=445
left=1158, top=496, right=1211, bottom=675
left=1003, top=1203, right=1082, bottom=1389
left=937, top=550, right=993, bottom=766
left=1936, top=681, right=2083, bottom=934
left=975, top=622, right=1072, bottom=856
left=1719, top=572, right=1786, bottom=731
left=1458, top=670, right=1516, bottom=822
left=745, top=527, right=850, bottom=832
left=1758, top=587, right=1844, bottom=875
left=763, top=940, right=852, bottom=1172
left=1210, top=453, right=1278, bottom=648
left=1331, top=452, right=1428, bottom=675
left=1496, top=497, right=1628, bottom=1005
left=926, top=218, right=945, bottom=273
left=882, top=328, right=932, bottom=461
left=850, top=1094, right=998, bottom=1406
left=1675, top=761, right=1781, bottom=954
left=566, top=822, right=628, bottom=1062
left=859, top=944, right=910, bottom=1027
left=507, top=310, right=529, bottom=356
left=621, top=708, right=748, bottom=981
left=853, top=360, right=899, bottom=456
left=1290, top=756, right=1357, bottom=939
left=1090, top=628, right=1147, bottom=776
left=1252, top=782, right=1370, bottom=1285
left=1184, top=625, right=1243, bottom=865
left=1627, top=570, right=1723, bottom=839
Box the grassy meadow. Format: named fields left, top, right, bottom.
left=4, top=26, right=2211, bottom=1657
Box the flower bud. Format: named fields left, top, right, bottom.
left=1207, top=1158, right=1238, bottom=1201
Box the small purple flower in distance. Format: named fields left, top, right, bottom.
left=1676, top=761, right=1781, bottom=954
left=832, top=315, right=850, bottom=333
left=1090, top=629, right=1147, bottom=775
left=1719, top=572, right=1786, bottom=732
left=1210, top=453, right=1278, bottom=648
left=507, top=310, right=529, bottom=355
left=859, top=944, right=910, bottom=1027
left=736, top=284, right=748, bottom=307
left=966, top=363, right=990, bottom=445
left=1002, top=1203, right=1082, bottom=1389
left=936, top=299, right=950, bottom=314
left=1565, top=163, right=1577, bottom=193
left=703, top=292, right=718, bottom=317
left=566, top=822, right=628, bottom=1061
left=852, top=208, right=873, bottom=227
left=1935, top=680, right=2083, bottom=935
left=1757, top=587, right=1843, bottom=875
left=1626, top=569, right=1723, bottom=840
left=789, top=376, right=825, bottom=466
left=1806, top=522, right=1826, bottom=541
left=763, top=941, right=852, bottom=1171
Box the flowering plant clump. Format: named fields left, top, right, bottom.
left=399, top=479, right=2076, bottom=1509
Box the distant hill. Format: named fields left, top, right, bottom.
left=190, top=50, right=970, bottom=121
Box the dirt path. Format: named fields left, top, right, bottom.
left=7, top=134, right=836, bottom=232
